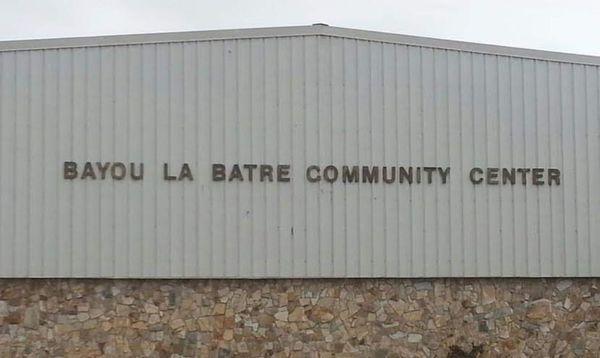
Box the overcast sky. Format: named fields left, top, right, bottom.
left=1, top=0, right=599, bottom=56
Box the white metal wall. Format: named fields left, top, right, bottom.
left=0, top=34, right=598, bottom=277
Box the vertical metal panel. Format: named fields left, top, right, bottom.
left=0, top=33, right=599, bottom=278
left=383, top=42, right=398, bottom=276
left=459, top=51, right=475, bottom=276
left=396, top=45, right=412, bottom=277
left=331, top=37, right=346, bottom=276
left=0, top=51, right=16, bottom=277
left=447, top=50, right=462, bottom=277
left=342, top=38, right=359, bottom=277
left=14, top=50, right=30, bottom=277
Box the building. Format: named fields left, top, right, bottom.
left=0, top=25, right=598, bottom=356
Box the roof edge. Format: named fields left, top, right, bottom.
left=1, top=24, right=599, bottom=66
left=322, top=26, right=600, bottom=66
left=0, top=25, right=323, bottom=51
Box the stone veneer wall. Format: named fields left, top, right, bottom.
left=0, top=279, right=599, bottom=357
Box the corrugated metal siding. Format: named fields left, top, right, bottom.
left=0, top=35, right=598, bottom=277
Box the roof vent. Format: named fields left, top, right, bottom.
left=312, top=23, right=329, bottom=26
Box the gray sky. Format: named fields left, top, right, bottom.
left=1, top=0, right=600, bottom=56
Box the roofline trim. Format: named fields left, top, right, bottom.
left=1, top=25, right=599, bottom=66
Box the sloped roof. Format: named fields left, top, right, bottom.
left=1, top=24, right=599, bottom=66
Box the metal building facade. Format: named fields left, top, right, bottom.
left=0, top=26, right=598, bottom=278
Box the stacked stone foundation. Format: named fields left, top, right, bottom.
left=0, top=279, right=599, bottom=356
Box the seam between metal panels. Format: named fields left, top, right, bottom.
left=583, top=66, right=590, bottom=276
left=520, top=59, right=529, bottom=276
left=470, top=53, right=476, bottom=276
left=26, top=52, right=32, bottom=277
left=54, top=50, right=60, bottom=276
left=495, top=56, right=503, bottom=276
left=303, top=37, right=308, bottom=277
left=354, top=39, right=360, bottom=276
left=483, top=54, right=489, bottom=276
left=571, top=65, right=578, bottom=276
left=407, top=46, right=413, bottom=277
left=40, top=51, right=46, bottom=276
left=236, top=39, right=241, bottom=277
left=445, top=49, right=452, bottom=276
left=341, top=38, right=347, bottom=276
left=458, top=52, right=464, bottom=277
left=593, top=68, right=599, bottom=275
left=288, top=37, right=294, bottom=276
left=534, top=59, right=540, bottom=276
left=394, top=45, right=400, bottom=276
left=546, top=63, right=554, bottom=276
left=277, top=38, right=283, bottom=275
left=193, top=42, right=199, bottom=276
left=380, top=42, right=387, bottom=276
left=139, top=45, right=145, bottom=276
left=328, top=37, right=334, bottom=277
left=0, top=54, right=3, bottom=275
left=316, top=37, right=322, bottom=276
left=248, top=40, right=255, bottom=276
left=432, top=49, right=438, bottom=276
left=368, top=42, right=373, bottom=276
left=559, top=65, right=566, bottom=275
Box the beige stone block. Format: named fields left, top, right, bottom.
left=197, top=317, right=213, bottom=332
left=274, top=308, right=289, bottom=321
left=526, top=299, right=553, bottom=322
left=148, top=314, right=160, bottom=325
left=223, top=329, right=234, bottom=340
left=213, top=303, right=226, bottom=315
left=403, top=310, right=423, bottom=321
left=481, top=285, right=496, bottom=305
left=169, top=318, right=185, bottom=330
left=89, top=308, right=104, bottom=319
left=144, top=303, right=159, bottom=314
left=289, top=307, right=307, bottom=322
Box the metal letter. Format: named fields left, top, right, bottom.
left=382, top=167, right=396, bottom=184
left=548, top=168, right=561, bottom=186
left=277, top=165, right=291, bottom=182
left=362, top=166, right=379, bottom=183
left=63, top=161, right=78, bottom=180
left=306, top=165, right=321, bottom=182
left=229, top=164, right=243, bottom=181
left=516, top=168, right=530, bottom=185
left=423, top=167, right=436, bottom=184
left=487, top=168, right=499, bottom=185
left=96, top=162, right=111, bottom=179
left=469, top=167, right=483, bottom=184
left=438, top=167, right=450, bottom=184
left=260, top=165, right=274, bottom=182
left=323, top=165, right=338, bottom=183
left=81, top=162, right=96, bottom=180
left=502, top=168, right=515, bottom=185
left=179, top=163, right=194, bottom=181
left=130, top=163, right=144, bottom=180
left=532, top=168, right=544, bottom=185
left=163, top=163, right=177, bottom=181
left=212, top=163, right=226, bottom=181
left=111, top=162, right=126, bottom=180
left=398, top=167, right=413, bottom=184
left=243, top=164, right=258, bottom=181
left=341, top=166, right=359, bottom=183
